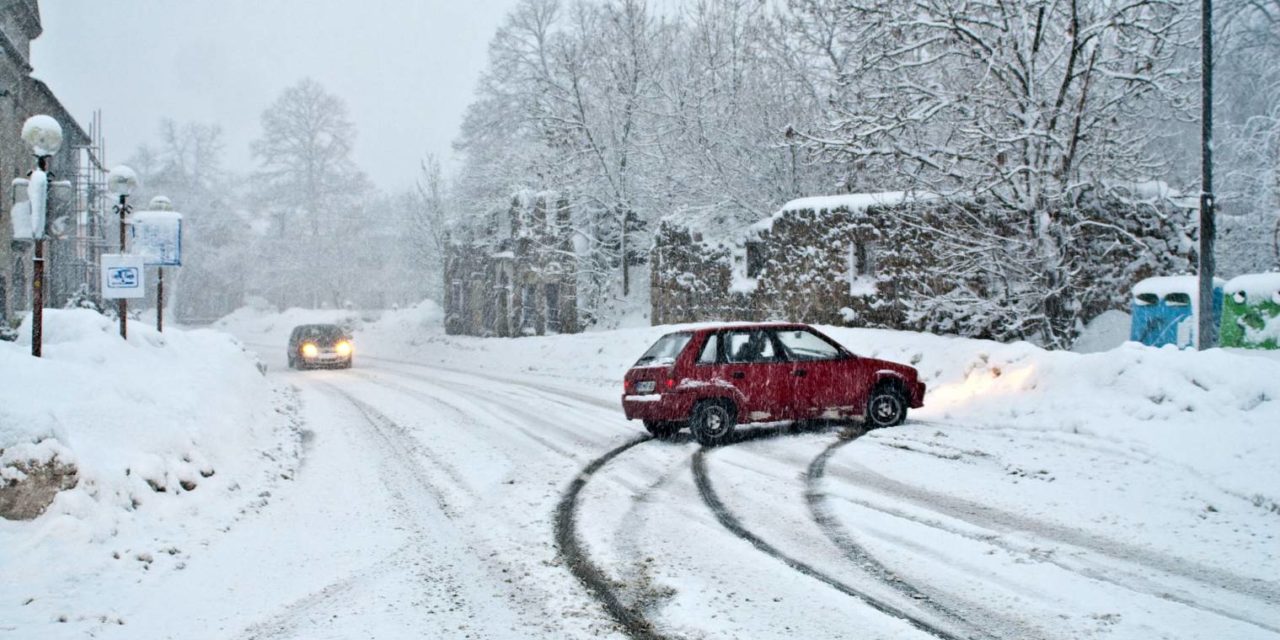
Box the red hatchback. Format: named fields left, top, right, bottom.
left=622, top=323, right=925, bottom=445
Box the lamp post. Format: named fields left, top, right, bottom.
left=108, top=165, right=138, bottom=339
left=149, top=195, right=172, bottom=332
left=20, top=115, right=63, bottom=358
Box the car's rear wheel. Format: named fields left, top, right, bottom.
left=691, top=401, right=736, bottom=446
left=866, top=384, right=907, bottom=428
left=643, top=420, right=681, bottom=439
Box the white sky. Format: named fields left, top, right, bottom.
left=31, top=0, right=518, bottom=192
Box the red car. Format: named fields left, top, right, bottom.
left=621, top=323, right=925, bottom=445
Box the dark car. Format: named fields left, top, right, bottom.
left=621, top=322, right=925, bottom=445
left=287, top=324, right=354, bottom=369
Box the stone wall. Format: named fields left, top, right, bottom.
left=444, top=194, right=580, bottom=337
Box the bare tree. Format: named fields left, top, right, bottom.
left=250, top=78, right=371, bottom=308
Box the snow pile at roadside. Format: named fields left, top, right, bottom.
left=1, top=310, right=298, bottom=624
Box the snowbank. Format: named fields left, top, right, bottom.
left=0, top=310, right=298, bottom=623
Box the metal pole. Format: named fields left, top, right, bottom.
left=118, top=194, right=128, bottom=339
left=1197, top=0, right=1216, bottom=350
left=32, top=240, right=43, bottom=357
left=157, top=267, right=164, bottom=332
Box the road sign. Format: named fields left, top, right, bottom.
left=130, top=210, right=183, bottom=266
left=101, top=254, right=146, bottom=299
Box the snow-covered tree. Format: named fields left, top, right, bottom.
left=250, top=78, right=373, bottom=308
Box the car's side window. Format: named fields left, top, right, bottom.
left=724, top=330, right=780, bottom=364
left=776, top=329, right=843, bottom=361
left=697, top=334, right=720, bottom=365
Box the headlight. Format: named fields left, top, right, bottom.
left=1233, top=291, right=1246, bottom=305
left=335, top=340, right=352, bottom=357
left=301, top=343, right=318, bottom=358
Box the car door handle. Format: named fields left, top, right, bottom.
left=792, top=369, right=807, bottom=377
left=731, top=371, right=746, bottom=379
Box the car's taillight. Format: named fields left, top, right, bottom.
left=666, top=376, right=678, bottom=390
left=624, top=379, right=633, bottom=393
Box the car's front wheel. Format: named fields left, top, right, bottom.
left=690, top=401, right=736, bottom=446
left=643, top=420, right=681, bottom=439
left=866, top=385, right=907, bottom=428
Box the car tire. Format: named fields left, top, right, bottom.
left=691, top=401, right=736, bottom=446
left=866, top=384, right=907, bottom=429
left=643, top=420, right=681, bottom=439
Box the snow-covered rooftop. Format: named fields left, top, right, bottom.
left=1225, top=272, right=1280, bottom=298
left=1132, top=275, right=1225, bottom=298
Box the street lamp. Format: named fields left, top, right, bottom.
left=109, top=165, right=138, bottom=339
left=20, top=115, right=63, bottom=358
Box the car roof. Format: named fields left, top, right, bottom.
left=684, top=322, right=810, bottom=335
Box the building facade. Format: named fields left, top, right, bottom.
left=444, top=193, right=579, bottom=337
left=1, top=0, right=105, bottom=329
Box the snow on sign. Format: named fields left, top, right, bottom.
left=130, top=210, right=183, bottom=266
left=101, top=254, right=146, bottom=299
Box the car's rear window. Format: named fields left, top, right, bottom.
left=635, top=332, right=692, bottom=366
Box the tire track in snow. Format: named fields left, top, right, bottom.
left=345, top=369, right=580, bottom=461
left=819, top=438, right=1280, bottom=634
left=554, top=436, right=673, bottom=640
left=691, top=446, right=969, bottom=640
left=805, top=433, right=1030, bottom=640
left=326, top=385, right=467, bottom=517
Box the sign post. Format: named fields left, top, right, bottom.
left=100, top=254, right=146, bottom=304
left=130, top=206, right=182, bottom=332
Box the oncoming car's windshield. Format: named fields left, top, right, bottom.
left=635, top=332, right=692, bottom=366
left=297, top=325, right=347, bottom=341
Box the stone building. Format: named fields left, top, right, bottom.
left=444, top=192, right=579, bottom=337
left=652, top=188, right=1193, bottom=344
left=1, top=1, right=104, bottom=326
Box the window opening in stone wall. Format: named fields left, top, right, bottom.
left=520, top=284, right=536, bottom=333
left=545, top=283, right=561, bottom=333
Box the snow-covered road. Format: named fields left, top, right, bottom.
left=184, top=339, right=1278, bottom=640
left=4, top=306, right=1277, bottom=639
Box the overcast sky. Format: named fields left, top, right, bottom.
left=31, top=0, right=518, bottom=192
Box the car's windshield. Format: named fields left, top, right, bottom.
left=297, top=325, right=347, bottom=342
left=635, top=332, right=692, bottom=366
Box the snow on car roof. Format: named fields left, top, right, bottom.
left=1225, top=272, right=1280, bottom=297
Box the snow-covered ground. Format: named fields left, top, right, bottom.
left=3, top=302, right=1278, bottom=639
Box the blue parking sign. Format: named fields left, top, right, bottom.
left=101, top=254, right=146, bottom=299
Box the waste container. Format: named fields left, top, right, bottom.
left=1130, top=276, right=1223, bottom=348
left=1220, top=273, right=1280, bottom=349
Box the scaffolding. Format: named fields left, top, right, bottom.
left=64, top=109, right=109, bottom=302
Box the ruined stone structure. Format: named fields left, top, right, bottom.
left=444, top=193, right=579, bottom=337
left=652, top=190, right=1193, bottom=343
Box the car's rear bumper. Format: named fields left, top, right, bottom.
left=622, top=392, right=693, bottom=421
left=909, top=381, right=926, bottom=408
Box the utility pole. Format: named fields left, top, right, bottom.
left=1197, top=0, right=1217, bottom=350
